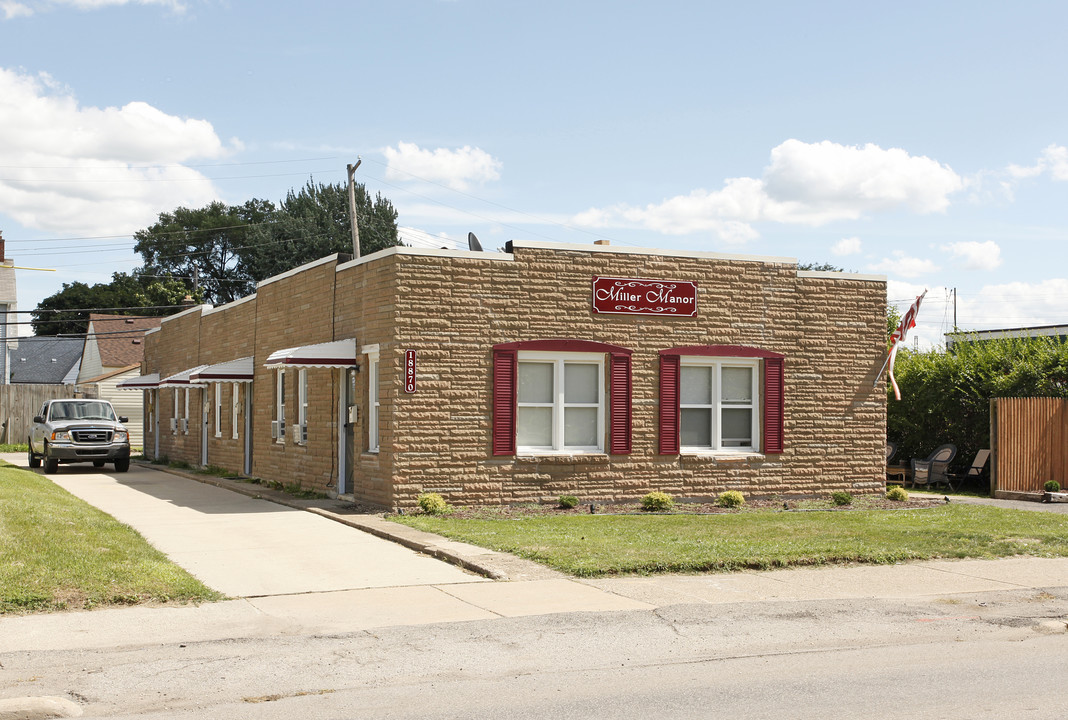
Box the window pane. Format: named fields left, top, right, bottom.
left=721, top=408, right=753, bottom=446
left=564, top=363, right=599, bottom=404
left=680, top=366, right=712, bottom=405
left=681, top=408, right=712, bottom=446
left=721, top=367, right=753, bottom=403
left=518, top=362, right=553, bottom=403
left=517, top=407, right=552, bottom=446
left=564, top=407, right=598, bottom=446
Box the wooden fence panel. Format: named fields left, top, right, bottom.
left=0, top=384, right=98, bottom=445
left=993, top=397, right=1068, bottom=494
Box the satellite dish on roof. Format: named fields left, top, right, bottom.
left=468, top=232, right=483, bottom=252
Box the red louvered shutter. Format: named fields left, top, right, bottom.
left=609, top=352, right=632, bottom=454
left=763, top=357, right=784, bottom=453
left=659, top=354, right=681, bottom=454
left=492, top=349, right=517, bottom=455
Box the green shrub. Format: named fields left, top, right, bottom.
left=831, top=491, right=853, bottom=506
left=640, top=491, right=674, bottom=512
left=717, top=490, right=745, bottom=508
left=558, top=495, right=579, bottom=509
left=418, top=492, right=450, bottom=515
left=886, top=486, right=909, bottom=502
left=1045, top=480, right=1061, bottom=493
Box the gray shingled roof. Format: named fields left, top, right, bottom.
left=8, top=336, right=84, bottom=384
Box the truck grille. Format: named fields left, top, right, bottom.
left=72, top=428, right=113, bottom=444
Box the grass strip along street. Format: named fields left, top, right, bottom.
left=389, top=503, right=1068, bottom=577
left=0, top=462, right=222, bottom=614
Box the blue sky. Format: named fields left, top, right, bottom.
left=2, top=0, right=1067, bottom=347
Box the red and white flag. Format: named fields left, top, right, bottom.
left=886, top=290, right=926, bottom=400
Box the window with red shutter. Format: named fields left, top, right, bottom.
left=492, top=339, right=632, bottom=456
left=659, top=346, right=785, bottom=455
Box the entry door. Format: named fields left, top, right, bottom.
left=343, top=368, right=357, bottom=495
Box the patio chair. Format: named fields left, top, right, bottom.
left=909, top=444, right=957, bottom=489
left=947, top=449, right=990, bottom=491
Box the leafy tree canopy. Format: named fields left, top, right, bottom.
left=30, top=272, right=195, bottom=336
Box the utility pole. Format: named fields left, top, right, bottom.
left=952, top=287, right=957, bottom=330
left=347, top=157, right=362, bottom=259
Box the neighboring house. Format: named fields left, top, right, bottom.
left=0, top=232, right=17, bottom=385
left=132, top=239, right=888, bottom=510
left=945, top=324, right=1068, bottom=350
left=78, top=314, right=163, bottom=447
left=8, top=335, right=83, bottom=385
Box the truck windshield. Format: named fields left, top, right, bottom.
left=49, top=402, right=117, bottom=422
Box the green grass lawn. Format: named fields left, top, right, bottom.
left=0, top=463, right=223, bottom=614
left=390, top=504, right=1068, bottom=577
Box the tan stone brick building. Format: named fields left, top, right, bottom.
left=127, top=240, right=888, bottom=509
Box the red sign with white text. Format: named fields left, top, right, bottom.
left=404, top=350, right=417, bottom=393
left=592, top=277, right=698, bottom=317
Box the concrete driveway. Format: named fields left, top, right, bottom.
left=11, top=456, right=486, bottom=597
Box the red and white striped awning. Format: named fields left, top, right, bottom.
left=189, top=356, right=254, bottom=383
left=264, top=338, right=358, bottom=369
left=117, top=372, right=160, bottom=390
left=159, top=365, right=210, bottom=388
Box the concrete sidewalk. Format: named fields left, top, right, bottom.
left=3, top=454, right=1068, bottom=655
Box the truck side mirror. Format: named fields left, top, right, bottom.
left=33, top=415, right=43, bottom=424
left=118, top=416, right=129, bottom=424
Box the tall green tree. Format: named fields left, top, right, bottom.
left=30, top=272, right=194, bottom=336
left=133, top=199, right=273, bottom=305
left=239, top=180, right=399, bottom=281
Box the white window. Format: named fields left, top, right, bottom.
left=297, top=368, right=308, bottom=444
left=679, top=358, right=759, bottom=452
left=517, top=352, right=604, bottom=453
left=172, top=389, right=179, bottom=434
left=367, top=352, right=380, bottom=453
left=183, top=388, right=190, bottom=435
left=275, top=369, right=286, bottom=442
left=213, top=384, right=222, bottom=438
left=231, top=382, right=240, bottom=440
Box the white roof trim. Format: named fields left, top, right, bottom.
left=203, top=294, right=256, bottom=315
left=117, top=372, right=160, bottom=390
left=257, top=254, right=341, bottom=290
left=189, top=356, right=254, bottom=383
left=161, top=304, right=213, bottom=324
left=159, top=364, right=210, bottom=387
left=797, top=270, right=885, bottom=282
left=264, top=338, right=358, bottom=369
left=145, top=327, right=160, bottom=336
left=336, top=245, right=514, bottom=272
left=509, top=239, right=797, bottom=265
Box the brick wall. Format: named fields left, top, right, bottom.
left=199, top=298, right=256, bottom=475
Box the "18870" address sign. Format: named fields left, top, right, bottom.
left=592, top=276, right=698, bottom=317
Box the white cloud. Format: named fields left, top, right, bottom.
left=0, top=67, right=228, bottom=234
left=942, top=240, right=1002, bottom=271
left=573, top=139, right=964, bottom=243
left=832, top=236, right=861, bottom=256
left=1006, top=144, right=1068, bottom=182
left=383, top=142, right=502, bottom=190
left=3, top=0, right=184, bottom=17
left=868, top=251, right=938, bottom=278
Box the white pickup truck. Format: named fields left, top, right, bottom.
left=28, top=398, right=131, bottom=474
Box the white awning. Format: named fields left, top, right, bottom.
left=117, top=372, right=160, bottom=390
left=159, top=364, right=210, bottom=388
left=189, top=356, right=254, bottom=383
left=264, top=338, right=358, bottom=369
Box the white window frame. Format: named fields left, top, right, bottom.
left=183, top=387, right=190, bottom=435
left=297, top=368, right=308, bottom=444
left=516, top=351, right=605, bottom=454
left=213, top=383, right=222, bottom=438
left=275, top=368, right=286, bottom=443
left=172, top=389, right=179, bottom=434
left=679, top=357, right=760, bottom=454
left=366, top=350, right=380, bottom=453
left=231, top=382, right=240, bottom=440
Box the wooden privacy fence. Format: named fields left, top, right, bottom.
left=991, top=397, right=1068, bottom=496
left=0, top=383, right=98, bottom=445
